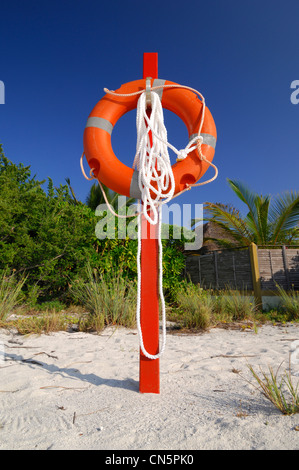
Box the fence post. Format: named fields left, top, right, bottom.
left=249, top=243, right=262, bottom=308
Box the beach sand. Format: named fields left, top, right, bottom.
left=1, top=323, right=299, bottom=450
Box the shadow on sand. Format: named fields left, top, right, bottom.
left=5, top=351, right=139, bottom=393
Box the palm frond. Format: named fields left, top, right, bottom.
left=65, top=177, right=80, bottom=205
left=227, top=179, right=261, bottom=236
left=244, top=194, right=271, bottom=244
left=203, top=202, right=254, bottom=245
left=269, top=191, right=299, bottom=243
left=199, top=181, right=299, bottom=248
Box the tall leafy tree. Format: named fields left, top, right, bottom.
left=193, top=179, right=299, bottom=247
left=0, top=146, right=97, bottom=298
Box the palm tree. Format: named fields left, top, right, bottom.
left=86, top=181, right=136, bottom=213
left=193, top=179, right=299, bottom=247
left=65, top=177, right=80, bottom=205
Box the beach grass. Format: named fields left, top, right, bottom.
left=247, top=362, right=299, bottom=415
left=276, top=284, right=299, bottom=321
left=214, top=289, right=256, bottom=322
left=5, top=310, right=69, bottom=335
left=0, top=270, right=26, bottom=322
left=168, top=281, right=258, bottom=330
left=1, top=271, right=299, bottom=334
left=69, top=264, right=137, bottom=332
left=171, top=282, right=213, bottom=329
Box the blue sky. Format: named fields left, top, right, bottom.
left=0, top=0, right=298, bottom=224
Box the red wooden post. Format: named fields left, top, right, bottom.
left=139, top=52, right=160, bottom=394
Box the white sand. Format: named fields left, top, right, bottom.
left=1, top=323, right=299, bottom=450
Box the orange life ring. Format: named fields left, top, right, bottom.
left=83, top=79, right=217, bottom=198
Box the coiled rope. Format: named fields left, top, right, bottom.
left=134, top=90, right=174, bottom=359
left=133, top=91, right=176, bottom=224
left=104, top=83, right=218, bottom=194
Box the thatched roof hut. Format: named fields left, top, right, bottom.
left=184, top=222, right=238, bottom=255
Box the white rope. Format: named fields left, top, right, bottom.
left=104, top=83, right=206, bottom=159
left=136, top=203, right=167, bottom=360
left=80, top=152, right=140, bottom=219
left=104, top=83, right=218, bottom=194
left=134, top=90, right=177, bottom=359
left=133, top=88, right=215, bottom=360
left=81, top=82, right=219, bottom=360
left=133, top=91, right=176, bottom=224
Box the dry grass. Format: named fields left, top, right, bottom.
left=2, top=310, right=69, bottom=335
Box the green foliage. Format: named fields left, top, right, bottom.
left=161, top=238, right=185, bottom=294
left=86, top=181, right=135, bottom=212
left=172, top=281, right=213, bottom=329
left=8, top=311, right=69, bottom=335
left=70, top=263, right=137, bottom=331
left=38, top=300, right=67, bottom=312
left=170, top=281, right=258, bottom=329
left=0, top=148, right=97, bottom=300
left=214, top=289, right=257, bottom=321
left=276, top=284, right=299, bottom=321
left=247, top=364, right=299, bottom=415
left=3, top=142, right=298, bottom=333
left=0, top=269, right=26, bottom=321
left=0, top=145, right=186, bottom=307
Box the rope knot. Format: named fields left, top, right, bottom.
left=176, top=149, right=189, bottom=162
left=196, top=135, right=203, bottom=146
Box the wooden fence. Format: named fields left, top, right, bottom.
left=185, top=243, right=299, bottom=305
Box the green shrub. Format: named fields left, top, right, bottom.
left=215, top=289, right=256, bottom=321
left=169, top=282, right=259, bottom=330
left=70, top=264, right=137, bottom=331
left=25, top=283, right=41, bottom=308
left=37, top=300, right=67, bottom=312
left=276, top=284, right=299, bottom=321
left=172, top=281, right=213, bottom=329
